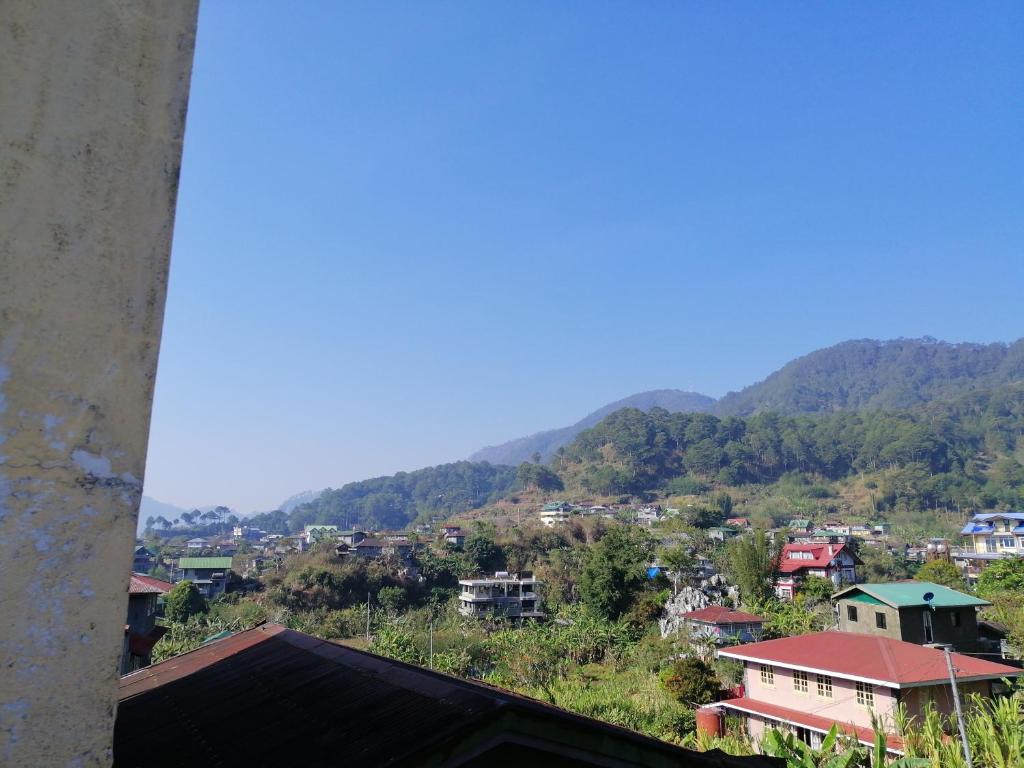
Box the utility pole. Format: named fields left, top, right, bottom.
left=429, top=620, right=434, bottom=669
left=944, top=647, right=973, bottom=768
left=364, top=593, right=372, bottom=643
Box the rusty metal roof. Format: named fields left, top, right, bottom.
left=128, top=573, right=173, bottom=595
left=115, top=624, right=779, bottom=768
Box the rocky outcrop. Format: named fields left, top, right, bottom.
left=659, top=575, right=740, bottom=638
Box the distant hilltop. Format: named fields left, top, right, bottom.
left=470, top=338, right=1024, bottom=465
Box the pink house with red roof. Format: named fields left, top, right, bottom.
left=775, top=542, right=860, bottom=600
left=707, top=631, right=1020, bottom=754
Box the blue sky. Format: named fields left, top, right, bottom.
left=144, top=1, right=1024, bottom=513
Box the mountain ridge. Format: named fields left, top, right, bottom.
left=469, top=389, right=716, bottom=466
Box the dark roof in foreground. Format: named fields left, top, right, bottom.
left=115, top=624, right=779, bottom=768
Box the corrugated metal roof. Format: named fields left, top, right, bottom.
left=128, top=574, right=173, bottom=595
left=833, top=582, right=989, bottom=609
left=681, top=606, right=765, bottom=624
left=177, top=557, right=233, bottom=569
left=115, top=624, right=779, bottom=768
left=714, top=697, right=904, bottom=753
left=719, top=631, right=1020, bottom=687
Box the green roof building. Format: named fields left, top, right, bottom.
left=177, top=557, right=233, bottom=599
left=833, top=582, right=990, bottom=652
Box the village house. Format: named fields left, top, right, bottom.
left=132, top=545, right=155, bottom=573
left=710, top=631, right=1021, bottom=754
left=176, top=556, right=233, bottom=598
left=833, top=582, right=990, bottom=652
left=708, top=526, right=740, bottom=543
left=725, top=517, right=751, bottom=529
left=636, top=506, right=661, bottom=526
left=540, top=502, right=572, bottom=527
left=337, top=529, right=367, bottom=546
left=458, top=571, right=543, bottom=619
left=787, top=519, right=813, bottom=534
left=960, top=511, right=1024, bottom=555
left=442, top=526, right=466, bottom=548
left=775, top=542, right=860, bottom=600
left=185, top=537, right=209, bottom=550
left=303, top=523, right=340, bottom=545
left=121, top=573, right=173, bottom=675
left=680, top=606, right=765, bottom=645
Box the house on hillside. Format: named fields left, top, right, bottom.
left=725, top=517, right=751, bottom=529
left=787, top=519, right=813, bottom=534
left=960, top=512, right=1024, bottom=556
left=833, top=582, right=990, bottom=652
left=443, top=527, right=466, bottom=548
left=708, top=527, right=740, bottom=543
left=459, top=572, right=543, bottom=619
left=303, top=524, right=340, bottom=546
left=176, top=556, right=232, bottom=598
left=186, top=537, right=209, bottom=551
left=121, top=573, right=173, bottom=675
left=708, top=632, right=1021, bottom=754
left=680, top=606, right=765, bottom=645
left=540, top=502, right=572, bottom=527
left=775, top=542, right=860, bottom=600
left=132, top=545, right=155, bottom=573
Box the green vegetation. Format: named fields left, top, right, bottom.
left=714, top=338, right=1024, bottom=416
left=289, top=461, right=518, bottom=531
left=914, top=559, right=968, bottom=590
left=163, top=580, right=208, bottom=623
left=553, top=382, right=1024, bottom=517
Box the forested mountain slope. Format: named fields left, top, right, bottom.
left=557, top=383, right=1024, bottom=513
left=714, top=338, right=1024, bottom=416
left=470, top=389, right=715, bottom=465
left=286, top=461, right=517, bottom=531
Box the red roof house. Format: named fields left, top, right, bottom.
left=775, top=542, right=860, bottom=600
left=128, top=573, right=173, bottom=595
left=681, top=606, right=765, bottom=644
left=711, top=631, right=1020, bottom=754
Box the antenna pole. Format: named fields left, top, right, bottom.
left=366, top=592, right=371, bottom=643
left=944, top=647, right=973, bottom=768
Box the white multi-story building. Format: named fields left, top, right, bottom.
left=458, top=572, right=543, bottom=619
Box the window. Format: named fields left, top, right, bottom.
left=816, top=674, right=833, bottom=698
left=793, top=670, right=808, bottom=693
left=999, top=537, right=1014, bottom=548
left=760, top=665, right=775, bottom=686
left=951, top=611, right=961, bottom=628
left=924, top=610, right=934, bottom=643
left=986, top=538, right=997, bottom=553
left=875, top=612, right=887, bottom=630
left=847, top=605, right=858, bottom=622
left=856, top=681, right=874, bottom=708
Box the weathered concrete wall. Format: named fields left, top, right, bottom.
left=0, top=2, right=199, bottom=765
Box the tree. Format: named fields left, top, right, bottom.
left=515, top=462, right=564, bottom=492
left=914, top=559, right=967, bottom=590
left=164, top=580, right=208, bottom=623
left=660, top=657, right=720, bottom=706
left=376, top=586, right=407, bottom=616
left=725, top=529, right=781, bottom=607
left=578, top=526, right=652, bottom=620
left=465, top=528, right=504, bottom=573
left=975, top=557, right=1024, bottom=599
left=798, top=575, right=835, bottom=603
left=531, top=451, right=542, bottom=465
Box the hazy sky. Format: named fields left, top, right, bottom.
left=144, top=1, right=1024, bottom=513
